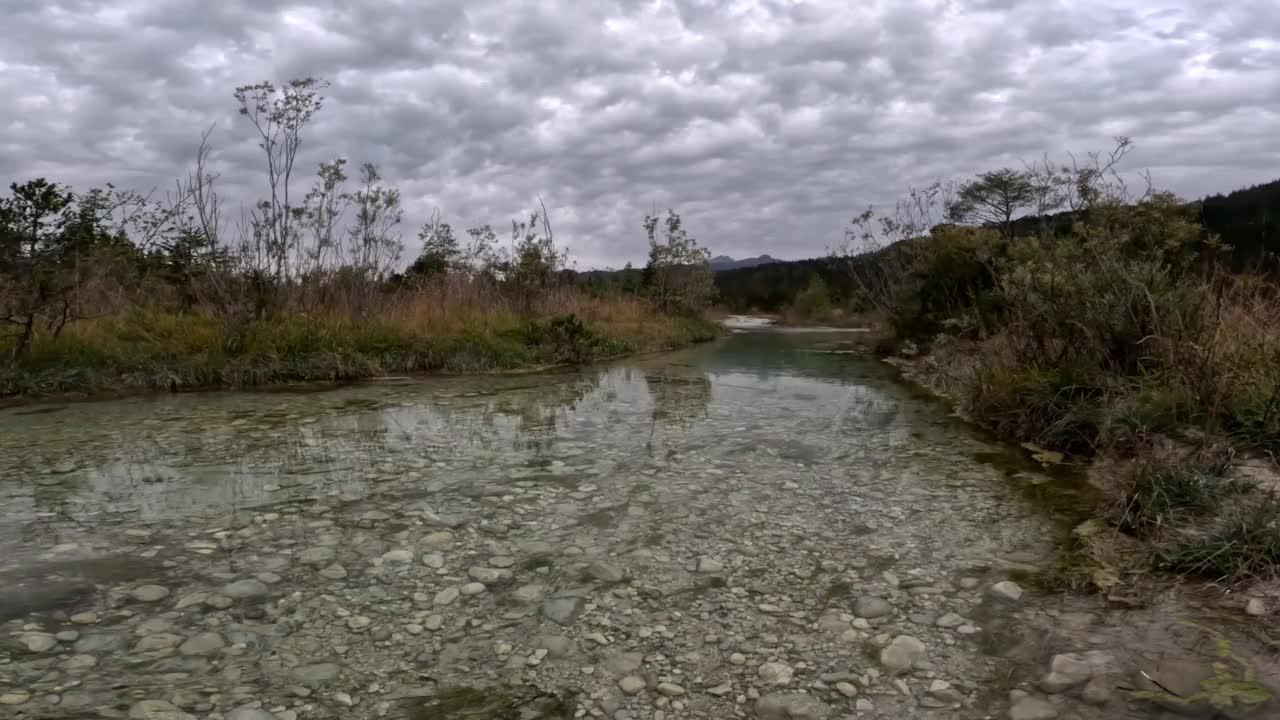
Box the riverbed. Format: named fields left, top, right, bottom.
left=0, top=330, right=1274, bottom=719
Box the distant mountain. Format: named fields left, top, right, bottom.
left=709, top=254, right=780, bottom=271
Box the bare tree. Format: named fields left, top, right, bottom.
left=233, top=78, right=329, bottom=298
left=947, top=168, right=1038, bottom=240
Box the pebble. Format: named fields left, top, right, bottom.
left=179, top=632, right=226, bottom=656
left=697, top=557, right=725, bottom=573
left=835, top=682, right=858, bottom=698
left=422, top=552, right=446, bottom=569
left=381, top=549, right=414, bottom=563
left=656, top=683, right=686, bottom=697
left=1245, top=598, right=1268, bottom=616
left=320, top=564, right=348, bottom=580
left=619, top=676, right=647, bottom=695
left=460, top=582, right=487, bottom=595
left=756, top=692, right=832, bottom=720
left=1040, top=653, right=1093, bottom=693
left=728, top=653, right=747, bottom=666
left=434, top=587, right=460, bottom=606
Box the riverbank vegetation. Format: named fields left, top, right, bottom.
left=0, top=79, right=718, bottom=399
left=830, top=139, right=1280, bottom=588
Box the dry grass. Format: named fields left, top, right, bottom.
left=0, top=276, right=719, bottom=398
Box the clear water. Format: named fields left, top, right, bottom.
left=0, top=331, right=1273, bottom=719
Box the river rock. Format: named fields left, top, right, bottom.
left=424, top=531, right=454, bottom=546
left=1245, top=598, right=1268, bottom=616
left=382, top=549, right=414, bottom=564
left=619, top=676, right=647, bottom=695
left=134, top=633, right=185, bottom=652
left=460, top=582, right=486, bottom=595
left=226, top=706, right=280, bottom=720
left=758, top=662, right=795, bottom=686
left=291, top=663, right=340, bottom=687
left=586, top=561, right=624, bottom=582
left=128, top=699, right=196, bottom=719
left=1008, top=694, right=1058, bottom=720
left=422, top=552, right=446, bottom=569
left=542, top=596, right=586, bottom=626
left=19, top=632, right=57, bottom=652
left=854, top=596, right=893, bottom=619
left=1040, top=653, right=1093, bottom=693
left=434, top=587, right=460, bottom=606
left=468, top=567, right=510, bottom=583
left=507, top=584, right=544, bottom=605
left=537, top=635, right=577, bottom=658
left=880, top=635, right=926, bottom=674
left=697, top=557, right=724, bottom=573
left=605, top=652, right=644, bottom=675
left=223, top=578, right=270, bottom=600
left=936, top=612, right=965, bottom=628
left=130, top=584, right=171, bottom=602
left=179, top=631, right=225, bottom=656
left=320, top=564, right=347, bottom=580
left=990, top=581, right=1024, bottom=601
left=299, top=547, right=336, bottom=565
left=756, top=693, right=832, bottom=720
left=0, top=691, right=31, bottom=705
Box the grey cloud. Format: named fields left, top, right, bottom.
left=1, top=0, right=1276, bottom=269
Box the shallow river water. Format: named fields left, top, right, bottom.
left=0, top=331, right=1275, bottom=720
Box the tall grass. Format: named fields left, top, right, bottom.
left=1, top=275, right=719, bottom=397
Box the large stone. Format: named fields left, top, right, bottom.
left=537, top=635, right=577, bottom=658
left=381, top=549, right=414, bottom=564
left=990, top=581, right=1024, bottom=602
left=130, top=585, right=171, bottom=603
left=223, top=579, right=270, bottom=600
left=1039, top=653, right=1093, bottom=693
left=757, top=662, right=795, bottom=686
left=291, top=663, right=341, bottom=687
left=756, top=693, right=832, bottom=720
left=604, top=652, right=644, bottom=675
left=128, top=700, right=196, bottom=720
left=697, top=557, right=725, bottom=573
left=1008, top=695, right=1058, bottom=720
left=0, top=691, right=31, bottom=705
left=298, top=547, right=337, bottom=565
left=512, top=584, right=546, bottom=604
left=879, top=635, right=927, bottom=675
left=134, top=633, right=185, bottom=652
left=178, top=632, right=225, bottom=656
left=18, top=633, right=57, bottom=652
left=619, top=676, right=647, bottom=695
left=468, top=567, right=511, bottom=584
left=853, top=596, right=893, bottom=619
left=586, top=561, right=624, bottom=583
left=541, top=597, right=586, bottom=626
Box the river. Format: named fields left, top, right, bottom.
left=0, top=329, right=1274, bottom=719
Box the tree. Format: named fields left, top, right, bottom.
left=791, top=274, right=831, bottom=317
left=409, top=209, right=460, bottom=277
left=233, top=77, right=329, bottom=308
left=643, top=209, right=713, bottom=314
left=947, top=168, right=1039, bottom=240
left=0, top=179, right=75, bottom=358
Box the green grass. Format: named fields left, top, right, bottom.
left=1119, top=461, right=1254, bottom=536
left=1158, top=496, right=1280, bottom=581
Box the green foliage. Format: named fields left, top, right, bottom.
left=643, top=209, right=714, bottom=314
left=790, top=274, right=831, bottom=317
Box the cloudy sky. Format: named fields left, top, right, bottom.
left=2, top=1, right=1277, bottom=269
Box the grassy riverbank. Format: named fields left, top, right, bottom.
left=842, top=168, right=1280, bottom=594
left=1, top=288, right=720, bottom=399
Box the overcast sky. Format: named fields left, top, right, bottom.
left=2, top=1, right=1277, bottom=269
